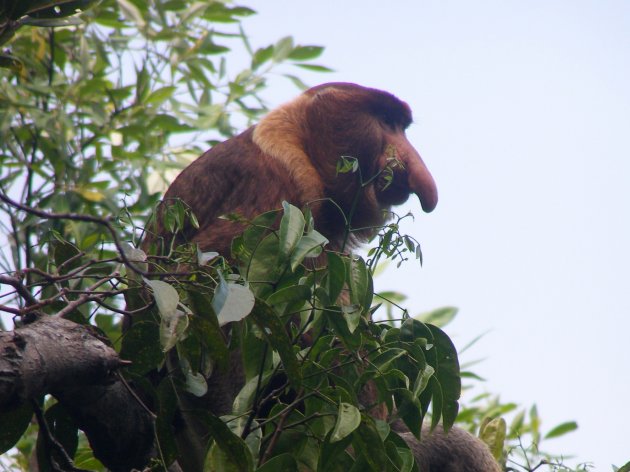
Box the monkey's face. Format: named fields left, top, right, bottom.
left=303, top=83, right=437, bottom=218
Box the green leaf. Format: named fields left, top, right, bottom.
left=351, top=420, right=389, bottom=471
left=232, top=372, right=272, bottom=415
left=203, top=414, right=255, bottom=472
left=145, top=86, right=177, bottom=105
left=121, top=242, right=148, bottom=273
left=295, top=64, right=334, bottom=72
left=415, top=306, right=458, bottom=327
left=241, top=232, right=281, bottom=297
left=395, top=388, right=424, bottom=437
left=617, top=461, right=630, bottom=472
left=120, top=318, right=164, bottom=376
left=118, top=0, right=145, bottom=27
left=144, top=278, right=188, bottom=351
left=159, top=309, right=188, bottom=352
left=289, top=229, right=328, bottom=271
left=279, top=201, right=305, bottom=264
left=45, top=403, right=79, bottom=458
left=544, top=420, right=578, bottom=439
left=318, top=431, right=353, bottom=472
left=288, top=45, right=324, bottom=61
left=256, top=453, right=298, bottom=472
left=265, top=283, right=311, bottom=315
left=135, top=64, right=150, bottom=104
left=273, top=36, right=294, bottom=61
left=346, top=255, right=371, bottom=311
left=342, top=305, right=361, bottom=334
left=324, top=306, right=361, bottom=351
left=249, top=301, right=301, bottom=388
left=324, top=252, right=346, bottom=303
left=0, top=403, right=33, bottom=454
left=145, top=279, right=179, bottom=317
left=201, top=3, right=254, bottom=23
left=144, top=280, right=175, bottom=312
left=479, top=417, right=506, bottom=460
left=283, top=73, right=309, bottom=90
left=330, top=403, right=361, bottom=442
left=251, top=45, right=274, bottom=70
left=412, top=364, right=434, bottom=398
left=186, top=295, right=229, bottom=371
left=150, top=114, right=192, bottom=132
left=370, top=348, right=407, bottom=373
left=400, top=319, right=461, bottom=429
left=212, top=275, right=255, bottom=326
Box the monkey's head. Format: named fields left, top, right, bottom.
left=253, top=82, right=437, bottom=243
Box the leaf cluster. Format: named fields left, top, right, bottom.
left=0, top=0, right=327, bottom=312
left=120, top=202, right=463, bottom=471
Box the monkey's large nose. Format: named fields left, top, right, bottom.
left=411, top=165, right=438, bottom=213
left=393, top=134, right=438, bottom=212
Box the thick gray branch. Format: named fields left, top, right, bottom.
left=0, top=316, right=155, bottom=471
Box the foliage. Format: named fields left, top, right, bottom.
left=0, top=0, right=328, bottom=289
left=119, top=202, right=463, bottom=471
left=0, top=0, right=598, bottom=471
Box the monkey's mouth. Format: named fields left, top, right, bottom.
left=375, top=167, right=413, bottom=206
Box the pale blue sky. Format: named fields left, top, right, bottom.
left=242, top=1, right=630, bottom=468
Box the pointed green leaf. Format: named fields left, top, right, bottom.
left=249, top=301, right=301, bottom=387
left=544, top=421, right=578, bottom=439
left=212, top=275, right=255, bottom=326
left=256, top=453, right=298, bottom=472
left=288, top=45, right=324, bottom=61
left=479, top=417, right=507, bottom=460
left=203, top=414, right=255, bottom=472
left=279, top=201, right=305, bottom=264
left=289, top=229, right=328, bottom=271
left=330, top=403, right=361, bottom=442
left=0, top=403, right=33, bottom=454
left=145, top=279, right=179, bottom=317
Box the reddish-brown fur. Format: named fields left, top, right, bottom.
left=148, top=82, right=437, bottom=256
left=149, top=83, right=499, bottom=471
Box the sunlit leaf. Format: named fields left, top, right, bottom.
left=211, top=275, right=255, bottom=326
left=118, top=0, right=145, bottom=27
left=273, top=36, right=294, bottom=61
left=288, top=45, right=324, bottom=61
left=415, top=306, right=458, bottom=327
left=544, top=421, right=578, bottom=439
left=330, top=403, right=361, bottom=442
left=479, top=417, right=506, bottom=460
left=145, top=279, right=179, bottom=318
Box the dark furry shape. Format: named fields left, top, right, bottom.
left=150, top=83, right=500, bottom=471
left=148, top=82, right=437, bottom=255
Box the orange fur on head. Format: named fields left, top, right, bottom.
left=252, top=94, right=325, bottom=204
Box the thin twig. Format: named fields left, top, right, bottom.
left=0, top=191, right=148, bottom=278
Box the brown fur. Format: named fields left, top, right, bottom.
left=146, top=82, right=437, bottom=256
left=149, top=83, right=499, bottom=471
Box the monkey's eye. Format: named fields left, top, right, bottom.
left=378, top=114, right=398, bottom=129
